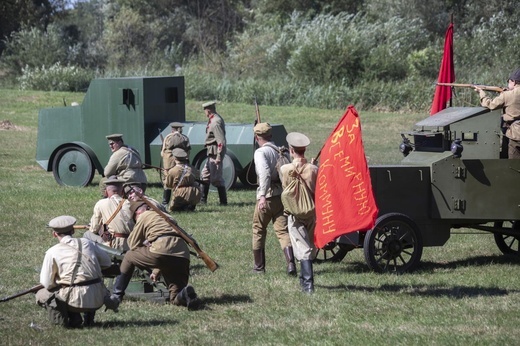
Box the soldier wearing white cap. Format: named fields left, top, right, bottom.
left=200, top=101, right=228, bottom=205
left=280, top=132, right=319, bottom=293
left=103, top=133, right=148, bottom=188
left=36, top=216, right=112, bottom=328
left=161, top=122, right=191, bottom=205
left=165, top=148, right=202, bottom=211
left=251, top=122, right=295, bottom=275
left=84, top=176, right=134, bottom=251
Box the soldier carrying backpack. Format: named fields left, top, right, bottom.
left=279, top=132, right=319, bottom=294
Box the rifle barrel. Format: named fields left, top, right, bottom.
left=1, top=284, right=44, bottom=303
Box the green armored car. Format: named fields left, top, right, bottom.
left=36, top=76, right=286, bottom=189
left=320, top=107, right=520, bottom=273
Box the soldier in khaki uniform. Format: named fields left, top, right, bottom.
left=165, top=148, right=201, bottom=211
left=103, top=134, right=148, bottom=188
left=84, top=177, right=134, bottom=251
left=476, top=68, right=520, bottom=159
left=36, top=216, right=112, bottom=328
left=161, top=122, right=191, bottom=205
left=251, top=122, right=295, bottom=275
left=280, top=132, right=319, bottom=293
left=200, top=101, right=227, bottom=205
left=106, top=200, right=200, bottom=310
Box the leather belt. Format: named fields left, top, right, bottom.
left=62, top=277, right=101, bottom=287
left=114, top=233, right=130, bottom=238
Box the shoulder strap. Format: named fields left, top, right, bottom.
left=64, top=239, right=83, bottom=304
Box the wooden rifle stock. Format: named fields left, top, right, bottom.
left=135, top=193, right=218, bottom=272
left=436, top=82, right=506, bottom=93
left=1, top=284, right=44, bottom=303
left=73, top=225, right=89, bottom=230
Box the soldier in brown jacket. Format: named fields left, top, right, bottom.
left=476, top=68, right=520, bottom=159
left=161, top=122, right=191, bottom=205
left=165, top=148, right=201, bottom=211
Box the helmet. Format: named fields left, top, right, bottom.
left=508, top=68, right=520, bottom=82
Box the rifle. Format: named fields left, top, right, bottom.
left=73, top=225, right=89, bottom=230
left=143, top=163, right=168, bottom=172
left=130, top=187, right=218, bottom=272
left=254, top=96, right=261, bottom=125
left=1, top=284, right=44, bottom=303
left=436, top=83, right=506, bottom=93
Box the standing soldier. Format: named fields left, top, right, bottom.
left=36, top=216, right=112, bottom=328
left=103, top=134, right=148, bottom=189
left=161, top=122, right=191, bottom=206
left=280, top=132, right=319, bottom=293
left=105, top=200, right=200, bottom=310
left=84, top=177, right=134, bottom=251
left=165, top=148, right=202, bottom=211
left=200, top=101, right=227, bottom=205
left=251, top=122, right=296, bottom=275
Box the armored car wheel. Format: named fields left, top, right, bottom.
left=194, top=152, right=236, bottom=191
left=493, top=221, right=520, bottom=255
left=363, top=213, right=423, bottom=273
left=52, top=146, right=95, bottom=187
left=314, top=242, right=353, bottom=263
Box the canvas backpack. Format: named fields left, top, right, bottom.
left=281, top=163, right=315, bottom=219
left=264, top=142, right=291, bottom=179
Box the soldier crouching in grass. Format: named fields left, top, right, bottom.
left=105, top=199, right=200, bottom=311
left=36, top=216, right=113, bottom=328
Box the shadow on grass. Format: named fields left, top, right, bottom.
left=319, top=282, right=516, bottom=298
left=314, top=253, right=520, bottom=275
left=96, top=318, right=179, bottom=328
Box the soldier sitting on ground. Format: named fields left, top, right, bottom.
left=83, top=176, right=134, bottom=251
left=164, top=148, right=202, bottom=212
left=36, top=216, right=112, bottom=328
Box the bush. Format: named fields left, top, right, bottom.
left=18, top=63, right=94, bottom=92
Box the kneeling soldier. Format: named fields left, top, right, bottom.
left=36, top=216, right=112, bottom=328
left=105, top=200, right=200, bottom=310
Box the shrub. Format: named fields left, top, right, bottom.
left=18, top=63, right=93, bottom=92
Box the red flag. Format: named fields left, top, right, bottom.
left=430, top=22, right=455, bottom=115
left=314, top=106, right=378, bottom=249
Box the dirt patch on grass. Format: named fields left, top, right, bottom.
left=0, top=120, right=26, bottom=131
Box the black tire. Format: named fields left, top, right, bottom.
left=493, top=221, right=520, bottom=255
left=314, top=242, right=354, bottom=263
left=52, top=146, right=94, bottom=187
left=363, top=213, right=423, bottom=273
left=193, top=151, right=236, bottom=191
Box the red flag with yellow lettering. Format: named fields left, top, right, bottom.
left=314, top=105, right=378, bottom=249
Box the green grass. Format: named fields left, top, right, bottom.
left=1, top=89, right=519, bottom=345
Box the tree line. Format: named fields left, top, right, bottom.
left=1, top=0, right=519, bottom=112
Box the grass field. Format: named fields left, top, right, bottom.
left=1, top=89, right=520, bottom=345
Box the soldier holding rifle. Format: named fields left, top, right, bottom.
left=36, top=216, right=112, bottom=328
left=474, top=68, right=520, bottom=159
left=105, top=197, right=201, bottom=311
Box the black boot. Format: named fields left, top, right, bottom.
left=82, top=311, right=95, bottom=327
left=162, top=189, right=172, bottom=206
left=300, top=260, right=314, bottom=294
left=173, top=285, right=200, bottom=310
left=105, top=272, right=132, bottom=312
left=283, top=246, right=297, bottom=276
left=217, top=186, right=228, bottom=205
left=201, top=184, right=210, bottom=204
left=253, top=249, right=265, bottom=273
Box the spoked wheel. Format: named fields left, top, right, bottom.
left=314, top=241, right=354, bottom=263
left=493, top=221, right=520, bottom=255
left=52, top=146, right=94, bottom=187
left=363, top=213, right=423, bottom=273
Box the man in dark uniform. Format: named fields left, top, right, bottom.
left=200, top=101, right=227, bottom=205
